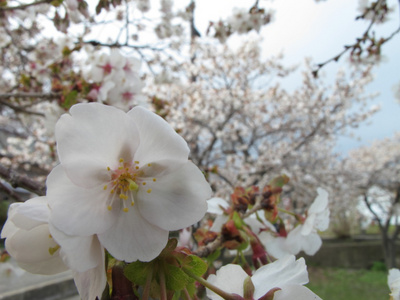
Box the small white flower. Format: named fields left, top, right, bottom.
left=1, top=197, right=69, bottom=275
left=388, top=268, right=400, bottom=300
left=1, top=197, right=107, bottom=300
left=206, top=255, right=321, bottom=300
left=49, top=103, right=211, bottom=262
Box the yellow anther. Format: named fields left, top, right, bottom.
left=131, top=201, right=135, bottom=206
left=118, top=166, right=123, bottom=170
left=49, top=234, right=52, bottom=239
left=148, top=163, right=152, bottom=167
left=119, top=194, right=128, bottom=200
left=110, top=189, right=115, bottom=194
left=135, top=166, right=139, bottom=170
left=48, top=245, right=61, bottom=256
left=119, top=158, right=124, bottom=163
left=153, top=178, right=157, bottom=182
left=142, top=182, right=146, bottom=185
left=127, top=178, right=138, bottom=191
left=107, top=205, right=112, bottom=211
left=147, top=189, right=152, bottom=193
left=123, top=207, right=129, bottom=212
left=103, top=185, right=108, bottom=190
left=107, top=166, right=111, bottom=171
left=134, top=161, right=139, bottom=164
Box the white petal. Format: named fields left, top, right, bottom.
left=1, top=205, right=20, bottom=238
left=11, top=197, right=49, bottom=230
left=206, top=264, right=248, bottom=300
left=128, top=106, right=189, bottom=165
left=259, top=233, right=291, bottom=259
left=5, top=224, right=68, bottom=275
left=207, top=197, right=230, bottom=214
left=98, top=206, right=168, bottom=262
left=73, top=253, right=107, bottom=300
left=284, top=226, right=303, bottom=255
left=301, top=214, right=316, bottom=236
left=49, top=223, right=104, bottom=273
left=55, top=103, right=139, bottom=188
left=287, top=226, right=322, bottom=256
left=252, top=255, right=309, bottom=299
left=308, top=188, right=329, bottom=214
left=210, top=215, right=229, bottom=232
left=389, top=269, right=400, bottom=300
left=137, top=161, right=210, bottom=231
left=273, top=284, right=322, bottom=300
left=47, top=165, right=117, bottom=236
left=302, top=233, right=322, bottom=256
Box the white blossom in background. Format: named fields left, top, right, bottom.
left=285, top=188, right=330, bottom=256
left=389, top=269, right=400, bottom=300
left=248, top=188, right=330, bottom=258
left=48, top=103, right=211, bottom=262
left=206, top=255, right=321, bottom=300
left=84, top=49, right=146, bottom=110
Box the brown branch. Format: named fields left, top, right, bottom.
left=194, top=234, right=224, bottom=258
left=0, top=0, right=52, bottom=11
left=313, top=0, right=400, bottom=77
left=0, top=163, right=46, bottom=196
left=0, top=92, right=61, bottom=100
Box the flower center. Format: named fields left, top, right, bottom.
left=103, top=158, right=156, bottom=213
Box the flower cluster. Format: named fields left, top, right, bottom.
left=1, top=103, right=211, bottom=299
left=84, top=49, right=146, bottom=111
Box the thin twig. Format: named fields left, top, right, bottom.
left=0, top=0, right=52, bottom=11
left=0, top=163, right=46, bottom=196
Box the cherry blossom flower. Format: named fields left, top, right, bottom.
left=48, top=103, right=210, bottom=262
left=388, top=269, right=400, bottom=300
left=1, top=197, right=69, bottom=275
left=206, top=255, right=321, bottom=300
left=1, top=196, right=107, bottom=300
left=285, top=188, right=330, bottom=256
left=248, top=188, right=330, bottom=258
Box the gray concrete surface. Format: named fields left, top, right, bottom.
left=0, top=259, right=78, bottom=300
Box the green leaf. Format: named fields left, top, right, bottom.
left=232, top=211, right=244, bottom=229
left=165, top=264, right=190, bottom=292
left=183, top=255, right=208, bottom=277
left=206, top=248, right=221, bottom=264
left=62, top=90, right=78, bottom=109
left=123, top=261, right=153, bottom=285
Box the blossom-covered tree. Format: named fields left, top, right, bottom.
left=343, top=133, right=400, bottom=268
left=0, top=0, right=399, bottom=299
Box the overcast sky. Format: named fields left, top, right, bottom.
left=192, top=0, right=400, bottom=154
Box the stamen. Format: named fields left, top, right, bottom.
left=119, top=193, right=128, bottom=200
left=49, top=245, right=60, bottom=256
left=142, top=182, right=146, bottom=185
left=119, top=158, right=124, bottom=163
left=107, top=205, right=112, bottom=210
left=147, top=163, right=152, bottom=167
left=147, top=189, right=152, bottom=193
left=123, top=207, right=129, bottom=212
left=103, top=185, right=108, bottom=190
left=127, top=178, right=139, bottom=191
left=153, top=178, right=157, bottom=182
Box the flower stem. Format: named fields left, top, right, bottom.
left=159, top=269, right=167, bottom=300
left=277, top=207, right=298, bottom=218
left=183, top=268, right=237, bottom=300
left=142, top=265, right=153, bottom=300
